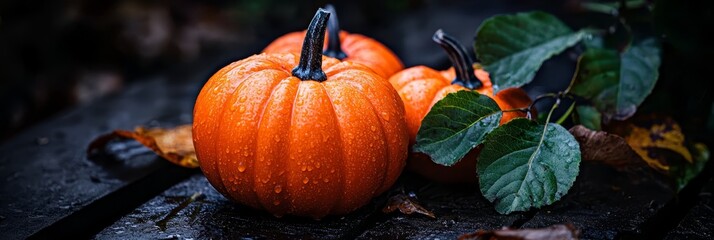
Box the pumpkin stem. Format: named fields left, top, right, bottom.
left=323, top=4, right=347, bottom=60
left=432, top=29, right=482, bottom=89
left=292, top=9, right=330, bottom=82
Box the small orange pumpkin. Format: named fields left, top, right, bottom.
left=263, top=5, right=403, bottom=79
left=389, top=30, right=533, bottom=183
left=193, top=9, right=408, bottom=218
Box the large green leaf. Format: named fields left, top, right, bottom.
left=414, top=91, right=502, bottom=166
left=478, top=118, right=581, bottom=214
left=475, top=11, right=588, bottom=91
left=571, top=39, right=661, bottom=120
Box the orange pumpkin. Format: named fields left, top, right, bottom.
left=263, top=5, right=403, bottom=79
left=389, top=30, right=533, bottom=183
left=193, top=9, right=408, bottom=218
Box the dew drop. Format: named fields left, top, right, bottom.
left=239, top=105, right=246, bottom=113
left=274, top=185, right=283, bottom=193
left=370, top=126, right=377, bottom=132
left=381, top=112, right=390, bottom=121
left=323, top=178, right=330, bottom=183
left=238, top=164, right=246, bottom=172
left=330, top=169, right=335, bottom=173
left=315, top=162, right=321, bottom=168
left=273, top=200, right=280, bottom=206
left=274, top=135, right=281, bottom=142
left=302, top=177, right=309, bottom=184
left=239, top=96, right=247, bottom=103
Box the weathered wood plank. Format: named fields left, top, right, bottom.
left=665, top=178, right=714, bottom=239
left=96, top=174, right=380, bottom=239
left=356, top=174, right=523, bottom=239
left=521, top=163, right=675, bottom=239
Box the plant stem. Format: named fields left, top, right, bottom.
left=292, top=9, right=330, bottom=82
left=433, top=29, right=483, bottom=89
left=544, top=97, right=561, bottom=124
left=555, top=101, right=576, bottom=125
left=322, top=4, right=347, bottom=60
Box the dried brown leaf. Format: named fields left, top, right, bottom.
left=458, top=224, right=580, bottom=240
left=88, top=124, right=198, bottom=168
left=569, top=125, right=646, bottom=170
left=382, top=193, right=436, bottom=218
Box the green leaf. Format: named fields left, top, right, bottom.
left=478, top=118, right=581, bottom=214
left=670, top=143, right=710, bottom=192
left=571, top=39, right=661, bottom=120
left=475, top=11, right=588, bottom=91
left=575, top=105, right=602, bottom=131
left=414, top=91, right=502, bottom=166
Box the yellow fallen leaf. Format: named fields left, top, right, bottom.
left=623, top=117, right=692, bottom=171
left=88, top=124, right=199, bottom=168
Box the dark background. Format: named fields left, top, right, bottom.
left=1, top=0, right=712, bottom=142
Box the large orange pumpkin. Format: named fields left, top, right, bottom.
left=193, top=9, right=408, bottom=218
left=263, top=5, right=403, bottom=79
left=389, top=30, right=533, bottom=183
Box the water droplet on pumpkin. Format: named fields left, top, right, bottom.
left=274, top=185, right=282, bottom=193
left=238, top=164, right=246, bottom=172
left=301, top=165, right=307, bottom=171
left=330, top=169, right=335, bottom=173
left=381, top=112, right=390, bottom=121
left=243, top=151, right=250, bottom=157
left=239, top=96, right=247, bottom=102
left=302, top=177, right=309, bottom=184
left=323, top=178, right=329, bottom=183
left=370, top=126, right=377, bottom=132
left=307, top=166, right=313, bottom=171
left=239, top=105, right=246, bottom=113
left=273, top=200, right=280, bottom=206
left=261, top=178, right=269, bottom=184
left=315, top=162, right=321, bottom=168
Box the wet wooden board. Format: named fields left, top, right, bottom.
left=665, top=178, right=714, bottom=239
left=356, top=175, right=523, bottom=239
left=95, top=174, right=381, bottom=239
left=521, top=164, right=675, bottom=239
left=0, top=79, right=197, bottom=240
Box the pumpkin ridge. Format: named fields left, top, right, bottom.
left=363, top=88, right=392, bottom=195
left=202, top=60, right=265, bottom=198
left=319, top=83, right=347, bottom=215
left=250, top=74, right=292, bottom=213
left=333, top=73, right=392, bottom=197
left=215, top=68, right=284, bottom=208
left=195, top=60, right=250, bottom=196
